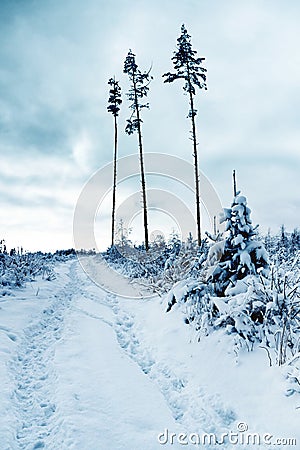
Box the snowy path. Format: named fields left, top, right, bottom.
left=77, top=254, right=153, bottom=298
left=8, top=263, right=78, bottom=449
left=52, top=265, right=184, bottom=450
left=2, top=260, right=184, bottom=450
left=1, top=258, right=299, bottom=449
left=74, top=259, right=237, bottom=434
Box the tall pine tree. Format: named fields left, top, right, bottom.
left=107, top=77, right=122, bottom=247
left=163, top=24, right=207, bottom=247
left=124, top=50, right=152, bottom=251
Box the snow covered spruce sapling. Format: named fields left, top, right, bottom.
left=208, top=193, right=269, bottom=296
left=200, top=192, right=272, bottom=347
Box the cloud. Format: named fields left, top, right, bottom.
left=0, top=0, right=299, bottom=250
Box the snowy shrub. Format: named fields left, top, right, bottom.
left=166, top=275, right=268, bottom=346
left=264, top=226, right=300, bottom=266
left=264, top=267, right=300, bottom=364
left=165, top=279, right=217, bottom=339
left=0, top=249, right=76, bottom=291
left=143, top=237, right=209, bottom=296
left=103, top=233, right=207, bottom=284
left=0, top=253, right=53, bottom=288
left=103, top=244, right=166, bottom=279
left=166, top=265, right=300, bottom=381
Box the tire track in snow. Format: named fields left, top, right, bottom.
left=71, top=305, right=113, bottom=327
left=75, top=259, right=239, bottom=444
left=70, top=259, right=259, bottom=449
left=65, top=263, right=114, bottom=329
left=8, top=262, right=78, bottom=450
left=112, top=302, right=237, bottom=442
left=77, top=260, right=236, bottom=448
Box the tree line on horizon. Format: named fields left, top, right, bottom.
left=107, top=24, right=207, bottom=251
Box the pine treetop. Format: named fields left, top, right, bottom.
left=107, top=77, right=122, bottom=117
left=123, top=49, right=152, bottom=135
left=124, top=50, right=152, bottom=102
left=163, top=24, right=207, bottom=96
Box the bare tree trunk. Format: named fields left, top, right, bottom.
left=213, top=215, right=217, bottom=236
left=111, top=115, right=118, bottom=246
left=189, top=90, right=201, bottom=246
left=233, top=169, right=237, bottom=197
left=133, top=77, right=149, bottom=251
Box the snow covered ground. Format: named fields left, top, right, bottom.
left=0, top=258, right=299, bottom=449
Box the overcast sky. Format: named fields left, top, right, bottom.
left=0, top=0, right=299, bottom=251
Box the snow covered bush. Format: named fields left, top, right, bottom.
left=0, top=249, right=76, bottom=292
left=143, top=236, right=209, bottom=296
left=103, top=245, right=148, bottom=278
left=265, top=264, right=300, bottom=363
left=103, top=233, right=208, bottom=285
left=165, top=279, right=216, bottom=339
left=264, top=226, right=300, bottom=266
left=165, top=274, right=269, bottom=346
left=167, top=259, right=300, bottom=384
left=103, top=243, right=168, bottom=279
